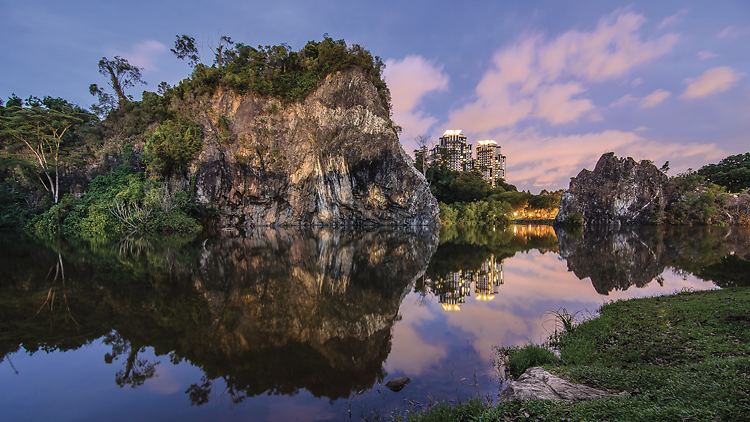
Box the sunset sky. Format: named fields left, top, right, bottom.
left=2, top=0, right=748, bottom=191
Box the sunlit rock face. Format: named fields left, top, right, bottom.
left=189, top=226, right=439, bottom=399
left=556, top=153, right=673, bottom=226
left=556, top=226, right=665, bottom=295
left=185, top=69, right=439, bottom=229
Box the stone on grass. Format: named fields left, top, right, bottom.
left=497, top=367, right=624, bottom=403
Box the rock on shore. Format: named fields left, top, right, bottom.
left=555, top=152, right=673, bottom=226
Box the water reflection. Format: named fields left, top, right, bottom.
left=1, top=224, right=749, bottom=421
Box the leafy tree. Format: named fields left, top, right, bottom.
left=0, top=97, right=93, bottom=203
left=171, top=35, right=201, bottom=68
left=697, top=153, right=750, bottom=193
left=94, top=56, right=147, bottom=104
left=145, top=119, right=203, bottom=178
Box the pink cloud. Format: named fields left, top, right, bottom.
left=609, top=94, right=637, bottom=107
left=631, top=77, right=644, bottom=87
left=499, top=129, right=725, bottom=190
left=680, top=66, right=744, bottom=99
left=447, top=10, right=679, bottom=131
left=640, top=89, right=671, bottom=108
left=656, top=9, right=688, bottom=30
left=113, top=40, right=168, bottom=72
left=384, top=56, right=449, bottom=146
left=696, top=51, right=719, bottom=60
left=717, top=26, right=750, bottom=39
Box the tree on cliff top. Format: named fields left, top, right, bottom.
left=698, top=153, right=750, bottom=193
left=93, top=56, right=147, bottom=104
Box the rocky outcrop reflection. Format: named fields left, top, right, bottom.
left=0, top=227, right=438, bottom=404
left=181, top=226, right=439, bottom=401
left=556, top=226, right=750, bottom=294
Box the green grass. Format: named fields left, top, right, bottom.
left=399, top=287, right=750, bottom=422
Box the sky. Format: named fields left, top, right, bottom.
left=2, top=0, right=748, bottom=192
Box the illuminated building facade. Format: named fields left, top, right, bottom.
left=431, top=130, right=473, bottom=172
left=476, top=140, right=507, bottom=186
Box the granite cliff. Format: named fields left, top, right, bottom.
left=556, top=152, right=673, bottom=226
left=178, top=69, right=439, bottom=230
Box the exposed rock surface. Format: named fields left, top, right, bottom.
left=385, top=377, right=412, bottom=392
left=183, top=69, right=439, bottom=229
left=498, top=367, right=623, bottom=403
left=556, top=153, right=673, bottom=226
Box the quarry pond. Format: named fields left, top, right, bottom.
left=1, top=224, right=747, bottom=422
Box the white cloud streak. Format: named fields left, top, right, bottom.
left=680, top=67, right=744, bottom=99
left=640, top=89, right=671, bottom=108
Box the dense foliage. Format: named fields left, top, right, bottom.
left=145, top=119, right=203, bottom=178
left=171, top=35, right=390, bottom=108
left=27, top=165, right=206, bottom=241
left=697, top=153, right=750, bottom=193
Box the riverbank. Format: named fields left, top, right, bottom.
left=398, top=287, right=750, bottom=422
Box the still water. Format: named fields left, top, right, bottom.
left=1, top=224, right=748, bottom=421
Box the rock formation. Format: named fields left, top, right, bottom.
left=556, top=153, right=673, bottom=226
left=183, top=69, right=439, bottom=229
left=498, top=367, right=624, bottom=402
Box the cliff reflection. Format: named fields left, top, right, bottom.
left=0, top=227, right=438, bottom=403
left=556, top=225, right=750, bottom=293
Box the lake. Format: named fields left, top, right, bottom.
left=1, top=224, right=747, bottom=421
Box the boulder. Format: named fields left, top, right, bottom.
left=498, top=367, right=623, bottom=402
left=385, top=377, right=412, bottom=392
left=183, top=68, right=439, bottom=230
left=556, top=153, right=673, bottom=226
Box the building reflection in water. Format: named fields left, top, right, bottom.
left=430, top=254, right=505, bottom=311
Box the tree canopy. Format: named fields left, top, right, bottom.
left=697, top=153, right=750, bottom=193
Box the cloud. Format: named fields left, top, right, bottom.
left=717, top=26, right=750, bottom=39
left=656, top=9, right=688, bottom=30
left=640, top=89, right=671, bottom=108
left=631, top=77, right=644, bottom=87
left=609, top=94, right=637, bottom=108
left=680, top=67, right=744, bottom=99
left=113, top=40, right=168, bottom=71
left=696, top=51, right=719, bottom=60
left=448, top=10, right=679, bottom=132
left=384, top=56, right=449, bottom=146
left=498, top=129, right=724, bottom=190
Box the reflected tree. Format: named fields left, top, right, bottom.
left=103, top=332, right=160, bottom=388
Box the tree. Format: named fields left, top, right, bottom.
left=0, top=97, right=92, bottom=203
left=211, top=35, right=234, bottom=69
left=95, top=56, right=147, bottom=104
left=413, top=135, right=431, bottom=177
left=171, top=35, right=201, bottom=68
left=697, top=153, right=750, bottom=193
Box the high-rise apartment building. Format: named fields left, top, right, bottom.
left=431, top=130, right=473, bottom=172
left=476, top=140, right=507, bottom=186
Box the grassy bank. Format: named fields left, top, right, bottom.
left=398, top=287, right=750, bottom=422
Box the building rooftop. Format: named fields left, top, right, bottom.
left=442, top=130, right=463, bottom=136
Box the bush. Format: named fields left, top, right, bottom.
left=498, top=343, right=558, bottom=379
left=146, top=119, right=203, bottom=178
left=27, top=166, right=206, bottom=240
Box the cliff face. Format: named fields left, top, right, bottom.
left=185, top=69, right=439, bottom=229
left=556, top=153, right=673, bottom=226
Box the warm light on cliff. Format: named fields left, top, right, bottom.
left=442, top=303, right=461, bottom=311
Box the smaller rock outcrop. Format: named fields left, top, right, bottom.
left=384, top=377, right=412, bottom=392
left=556, top=153, right=673, bottom=226
left=498, top=367, right=623, bottom=402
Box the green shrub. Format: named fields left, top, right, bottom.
left=498, top=343, right=558, bottom=379
left=146, top=119, right=203, bottom=178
